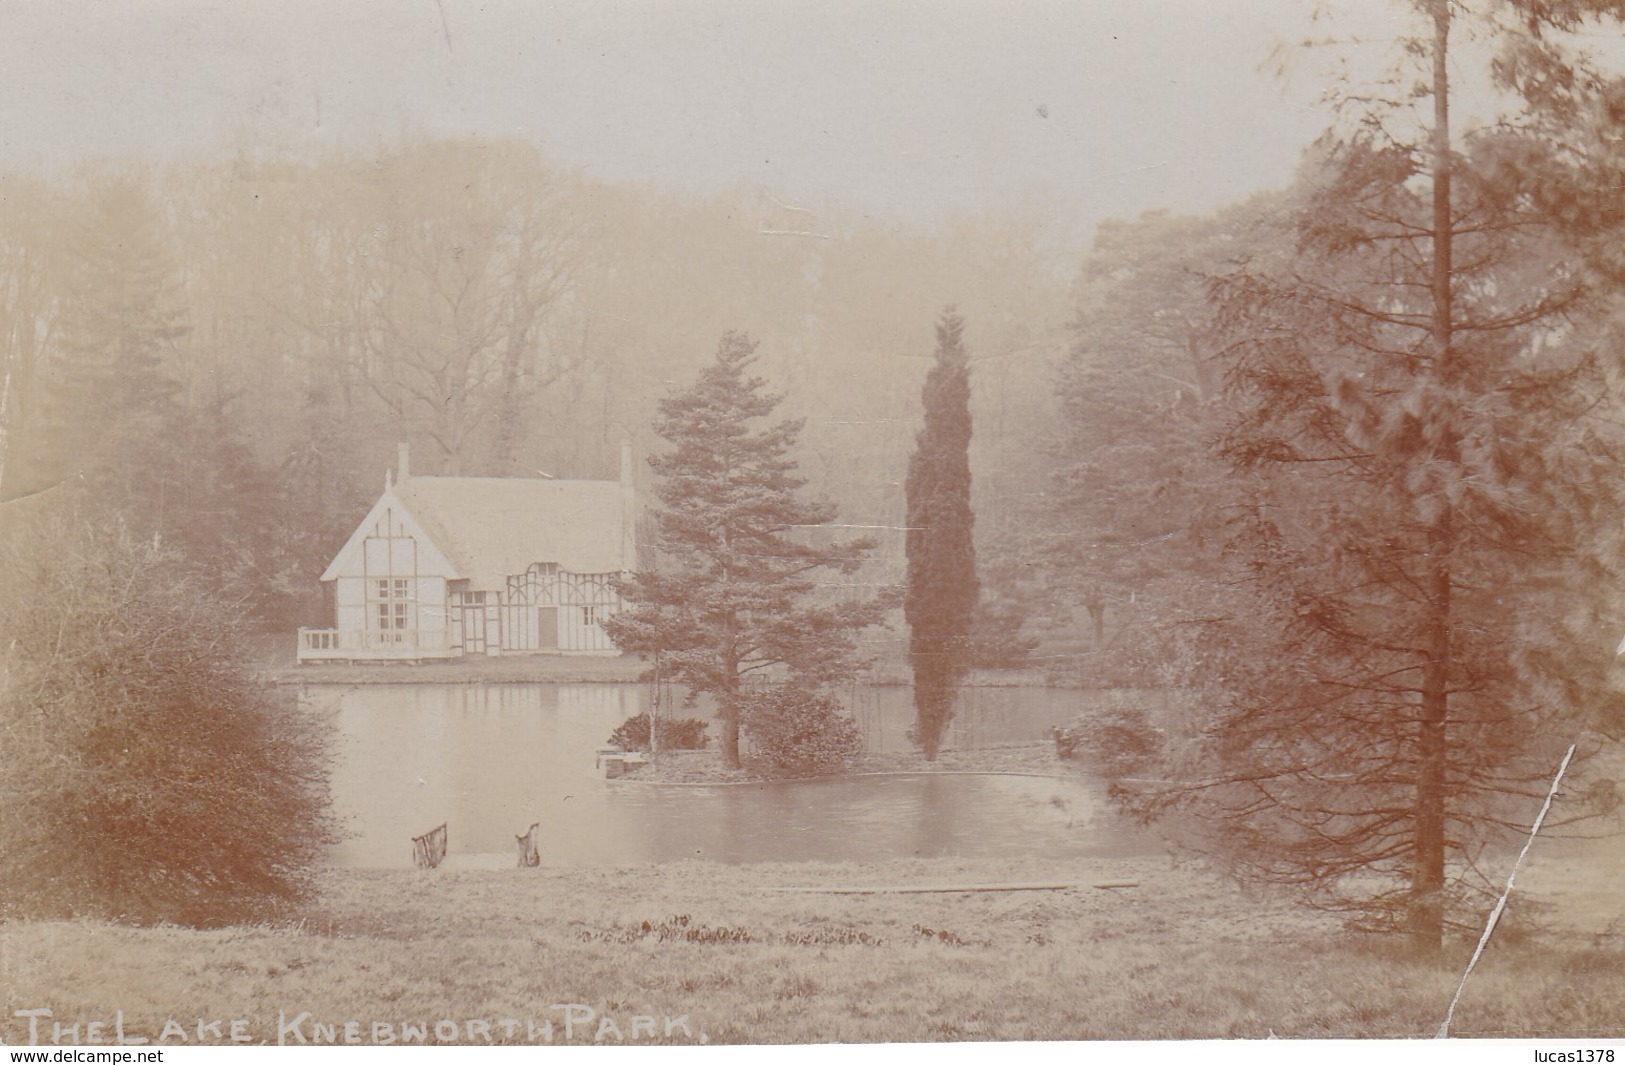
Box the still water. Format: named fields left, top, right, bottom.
left=306, top=683, right=1149, bottom=868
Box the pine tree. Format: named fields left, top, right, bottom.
left=1142, top=1, right=1625, bottom=947
left=603, top=332, right=885, bottom=768
left=904, top=309, right=979, bottom=760
left=14, top=175, right=187, bottom=516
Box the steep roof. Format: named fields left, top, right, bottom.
left=320, top=474, right=632, bottom=587
left=394, top=476, right=631, bottom=588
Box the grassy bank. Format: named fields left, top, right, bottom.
left=5, top=850, right=1622, bottom=1045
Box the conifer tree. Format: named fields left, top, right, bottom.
left=1138, top=0, right=1625, bottom=947
left=604, top=332, right=885, bottom=768
left=0, top=178, right=60, bottom=503
left=13, top=175, right=187, bottom=517
left=904, top=309, right=979, bottom=760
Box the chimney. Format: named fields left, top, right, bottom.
left=619, top=439, right=634, bottom=488
left=397, top=442, right=411, bottom=485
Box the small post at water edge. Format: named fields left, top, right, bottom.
left=651, top=648, right=660, bottom=761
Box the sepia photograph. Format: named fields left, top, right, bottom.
left=2, top=0, right=1624, bottom=1051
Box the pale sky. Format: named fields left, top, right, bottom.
left=0, top=1, right=1418, bottom=233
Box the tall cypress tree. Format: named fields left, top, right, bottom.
left=604, top=332, right=885, bottom=768
left=905, top=308, right=979, bottom=761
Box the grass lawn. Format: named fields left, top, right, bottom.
left=4, top=846, right=1622, bottom=1046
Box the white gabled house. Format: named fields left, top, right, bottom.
left=297, top=443, right=637, bottom=663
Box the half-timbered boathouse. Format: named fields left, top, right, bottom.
left=297, top=444, right=636, bottom=663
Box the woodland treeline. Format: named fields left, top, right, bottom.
left=0, top=142, right=1062, bottom=633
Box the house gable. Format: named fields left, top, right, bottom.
left=318, top=486, right=462, bottom=583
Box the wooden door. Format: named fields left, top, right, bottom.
left=537, top=607, right=558, bottom=651
left=462, top=604, right=486, bottom=654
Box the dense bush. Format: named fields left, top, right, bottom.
left=606, top=711, right=709, bottom=752
left=1066, top=693, right=1164, bottom=778
left=0, top=516, right=339, bottom=927
left=740, top=686, right=864, bottom=775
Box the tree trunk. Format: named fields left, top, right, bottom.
left=0, top=368, right=12, bottom=495
left=721, top=655, right=742, bottom=769
left=1412, top=531, right=1450, bottom=947
left=1411, top=0, right=1455, bottom=952
left=921, top=697, right=941, bottom=762
left=721, top=706, right=741, bottom=768
left=913, top=656, right=947, bottom=761
left=491, top=303, right=536, bottom=474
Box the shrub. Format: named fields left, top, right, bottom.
left=1069, top=692, right=1164, bottom=778
left=0, top=517, right=339, bottom=927
left=1052, top=724, right=1085, bottom=761
left=607, top=712, right=709, bottom=752
left=739, top=686, right=863, bottom=775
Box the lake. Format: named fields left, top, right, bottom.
left=305, top=682, right=1151, bottom=868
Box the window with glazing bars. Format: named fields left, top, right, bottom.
left=374, top=578, right=413, bottom=630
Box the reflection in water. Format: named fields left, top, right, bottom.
left=848, top=684, right=1094, bottom=755
left=309, top=682, right=1149, bottom=868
